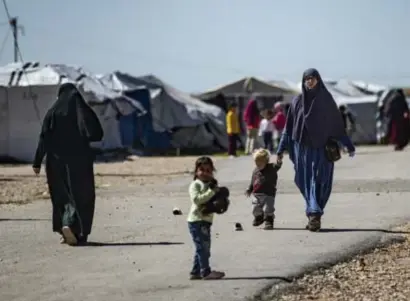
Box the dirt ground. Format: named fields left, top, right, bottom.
left=0, top=156, right=223, bottom=205
left=275, top=223, right=410, bottom=301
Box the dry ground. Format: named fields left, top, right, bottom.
left=0, top=156, right=223, bottom=205
left=274, top=223, right=410, bottom=301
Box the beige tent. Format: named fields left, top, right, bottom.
left=197, top=76, right=295, bottom=100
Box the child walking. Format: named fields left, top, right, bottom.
left=245, top=149, right=281, bottom=230
left=187, top=156, right=226, bottom=280
left=226, top=102, right=240, bottom=157
left=259, top=110, right=275, bottom=152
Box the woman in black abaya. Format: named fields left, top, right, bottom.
left=32, top=83, right=103, bottom=246
left=385, top=89, right=410, bottom=151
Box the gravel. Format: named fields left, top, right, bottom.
left=274, top=223, right=410, bottom=301
left=0, top=156, right=223, bottom=204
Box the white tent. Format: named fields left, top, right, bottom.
left=99, top=72, right=228, bottom=150
left=336, top=95, right=379, bottom=144
left=0, top=62, right=145, bottom=162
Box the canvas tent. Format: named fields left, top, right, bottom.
left=196, top=77, right=298, bottom=141
left=99, top=72, right=228, bottom=150
left=197, top=76, right=297, bottom=110
left=0, top=62, right=145, bottom=162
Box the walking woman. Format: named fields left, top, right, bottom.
left=32, top=83, right=104, bottom=245
left=384, top=89, right=410, bottom=151
left=276, top=68, right=355, bottom=232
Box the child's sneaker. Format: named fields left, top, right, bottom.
left=264, top=216, right=274, bottom=230
left=189, top=274, right=202, bottom=280
left=203, top=270, right=225, bottom=280
left=252, top=215, right=264, bottom=227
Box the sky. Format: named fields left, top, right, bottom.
left=1, top=0, right=410, bottom=92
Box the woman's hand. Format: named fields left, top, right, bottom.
left=33, top=167, right=40, bottom=175
left=276, top=153, right=283, bottom=164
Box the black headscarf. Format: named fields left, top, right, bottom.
left=290, top=68, right=346, bottom=148
left=385, top=89, right=409, bottom=120
left=40, top=83, right=103, bottom=154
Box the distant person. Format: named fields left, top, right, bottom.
left=276, top=68, right=355, bottom=232
left=243, top=97, right=260, bottom=155
left=338, top=105, right=356, bottom=138
left=32, top=83, right=104, bottom=246
left=272, top=102, right=286, bottom=149
left=258, top=110, right=274, bottom=152
left=245, top=149, right=281, bottom=230
left=384, top=89, right=410, bottom=151
left=188, top=157, right=226, bottom=280
left=226, top=102, right=240, bottom=157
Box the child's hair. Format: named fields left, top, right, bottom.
left=266, top=110, right=274, bottom=119
left=253, top=148, right=270, bottom=162
left=193, top=156, right=216, bottom=179
left=228, top=101, right=238, bottom=110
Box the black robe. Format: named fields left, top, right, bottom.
left=385, top=89, right=410, bottom=150
left=33, top=83, right=103, bottom=238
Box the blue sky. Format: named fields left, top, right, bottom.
left=2, top=0, right=410, bottom=92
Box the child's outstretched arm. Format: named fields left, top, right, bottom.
left=189, top=181, right=216, bottom=205
left=274, top=161, right=282, bottom=171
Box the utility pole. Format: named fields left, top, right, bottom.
left=9, top=17, right=18, bottom=62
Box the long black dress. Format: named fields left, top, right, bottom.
left=33, top=83, right=104, bottom=242
left=385, top=89, right=410, bottom=150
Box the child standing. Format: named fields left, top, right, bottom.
left=226, top=102, right=240, bottom=157
left=187, top=156, right=225, bottom=280
left=245, top=149, right=281, bottom=230
left=272, top=102, right=286, bottom=149
left=259, top=110, right=275, bottom=152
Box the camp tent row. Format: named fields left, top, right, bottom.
left=0, top=62, right=227, bottom=162
left=196, top=75, right=388, bottom=145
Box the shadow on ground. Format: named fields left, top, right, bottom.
left=81, top=241, right=185, bottom=247
left=222, top=276, right=292, bottom=282
left=274, top=227, right=410, bottom=234
left=0, top=218, right=50, bottom=222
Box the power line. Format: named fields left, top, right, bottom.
left=0, top=27, right=10, bottom=61
left=1, top=0, right=40, bottom=121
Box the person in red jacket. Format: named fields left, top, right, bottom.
left=272, top=102, right=286, bottom=149
left=243, top=97, right=260, bottom=155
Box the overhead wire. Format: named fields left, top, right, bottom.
left=1, top=0, right=40, bottom=121
left=0, top=27, right=10, bottom=61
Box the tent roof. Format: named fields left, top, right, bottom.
left=268, top=80, right=300, bottom=94
left=0, top=62, right=145, bottom=115
left=197, top=76, right=296, bottom=99
left=100, top=71, right=218, bottom=111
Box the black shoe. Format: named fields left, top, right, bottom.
left=264, top=216, right=274, bottom=230
left=252, top=215, right=264, bottom=227
left=306, top=215, right=321, bottom=232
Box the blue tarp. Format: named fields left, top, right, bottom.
left=119, top=88, right=171, bottom=153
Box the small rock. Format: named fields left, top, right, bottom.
left=376, top=193, right=380, bottom=196
left=172, top=207, right=182, bottom=215
left=235, top=223, right=243, bottom=231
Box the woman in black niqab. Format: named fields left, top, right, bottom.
left=32, top=83, right=104, bottom=245
left=384, top=89, right=410, bottom=151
